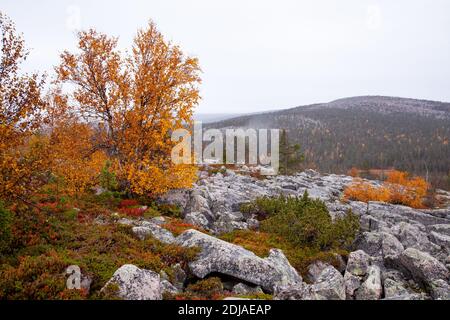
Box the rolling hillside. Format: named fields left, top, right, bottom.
left=207, top=96, right=450, bottom=188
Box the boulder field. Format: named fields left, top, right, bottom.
left=104, top=168, right=450, bottom=300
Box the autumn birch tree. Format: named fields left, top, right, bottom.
left=56, top=21, right=201, bottom=196
left=44, top=88, right=107, bottom=196
left=0, top=12, right=47, bottom=201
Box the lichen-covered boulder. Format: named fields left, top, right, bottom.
left=310, top=266, right=346, bottom=300
left=101, top=264, right=162, bottom=300
left=307, top=261, right=331, bottom=283
left=275, top=266, right=345, bottom=300
left=232, top=283, right=264, bottom=296
left=355, top=265, right=382, bottom=300
left=396, top=248, right=449, bottom=300
left=132, top=222, right=176, bottom=244
left=346, top=250, right=371, bottom=276
left=175, top=229, right=302, bottom=292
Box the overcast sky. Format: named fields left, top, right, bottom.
left=2, top=0, right=450, bottom=113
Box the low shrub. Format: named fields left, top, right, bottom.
left=242, top=191, right=360, bottom=250
left=231, top=192, right=359, bottom=276
left=0, top=203, right=198, bottom=299
left=91, top=191, right=123, bottom=208
left=8, top=206, right=60, bottom=250
left=0, top=250, right=68, bottom=300
left=157, top=203, right=183, bottom=218
left=99, top=160, right=118, bottom=192
left=185, top=277, right=224, bottom=299
left=143, top=207, right=161, bottom=219
left=118, top=207, right=146, bottom=217
left=118, top=199, right=139, bottom=208
left=343, top=180, right=390, bottom=203
left=163, top=218, right=208, bottom=236
left=343, top=170, right=429, bottom=208
left=240, top=293, right=273, bottom=300
left=221, top=229, right=349, bottom=277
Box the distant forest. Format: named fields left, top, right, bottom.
left=209, top=97, right=450, bottom=190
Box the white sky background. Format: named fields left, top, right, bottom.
left=1, top=0, right=450, bottom=113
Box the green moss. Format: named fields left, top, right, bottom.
left=239, top=293, right=273, bottom=300
left=62, top=208, right=79, bottom=221
left=0, top=201, right=12, bottom=254
left=157, top=203, right=183, bottom=218
left=243, top=191, right=360, bottom=250
left=143, top=207, right=161, bottom=219
left=92, top=282, right=121, bottom=300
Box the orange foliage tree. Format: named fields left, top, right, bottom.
left=344, top=170, right=429, bottom=208
left=56, top=21, right=201, bottom=196
left=0, top=13, right=47, bottom=201
left=44, top=89, right=107, bottom=196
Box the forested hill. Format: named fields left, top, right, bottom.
left=207, top=96, right=450, bottom=188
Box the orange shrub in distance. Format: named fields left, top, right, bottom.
left=343, top=179, right=390, bottom=203
left=348, top=167, right=360, bottom=177
left=344, top=171, right=429, bottom=208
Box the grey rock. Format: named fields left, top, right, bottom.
left=102, top=264, right=162, bottom=300
left=265, top=249, right=303, bottom=286
left=161, top=279, right=179, bottom=296
left=132, top=223, right=175, bottom=244
left=429, top=279, right=450, bottom=300
left=157, top=168, right=450, bottom=300
left=175, top=229, right=302, bottom=292
left=310, top=266, right=346, bottom=300
left=360, top=215, right=389, bottom=232
left=158, top=189, right=190, bottom=210
left=354, top=232, right=383, bottom=257
left=307, top=261, right=330, bottom=283
left=346, top=250, right=370, bottom=276
left=381, top=233, right=404, bottom=258
left=392, top=222, right=440, bottom=255
left=383, top=293, right=428, bottom=300
left=275, top=266, right=345, bottom=300
left=355, top=265, right=382, bottom=300
left=212, top=213, right=248, bottom=234
left=246, top=217, right=260, bottom=230
left=429, top=232, right=450, bottom=252
left=344, top=272, right=362, bottom=299
left=232, top=283, right=264, bottom=296
left=117, top=218, right=137, bottom=226
left=190, top=193, right=211, bottom=213
left=427, top=224, right=450, bottom=236
left=273, top=283, right=307, bottom=300
left=396, top=248, right=449, bottom=300
left=172, top=263, right=187, bottom=291
left=382, top=270, right=410, bottom=298
left=184, top=211, right=212, bottom=230
left=150, top=216, right=166, bottom=226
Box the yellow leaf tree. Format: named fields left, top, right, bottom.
left=45, top=88, right=107, bottom=196
left=0, top=12, right=47, bottom=202
left=56, top=21, right=200, bottom=196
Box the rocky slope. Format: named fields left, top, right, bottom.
left=104, top=167, right=450, bottom=300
